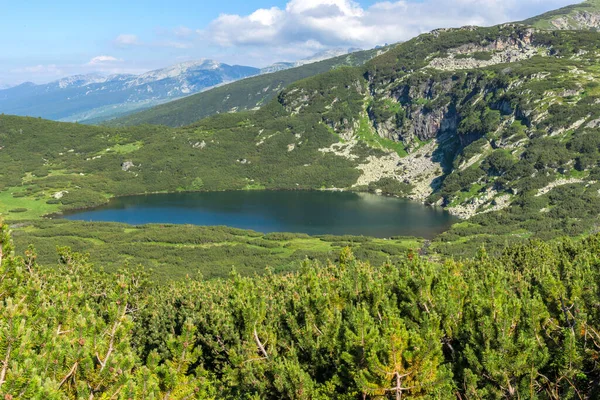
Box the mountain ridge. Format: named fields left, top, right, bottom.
left=0, top=60, right=261, bottom=123
left=107, top=46, right=387, bottom=127
left=260, top=47, right=363, bottom=73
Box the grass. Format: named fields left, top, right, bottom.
left=110, top=141, right=144, bottom=154
left=243, top=183, right=267, bottom=190
left=11, top=220, right=424, bottom=281
left=449, top=183, right=485, bottom=207
left=0, top=188, right=61, bottom=220
left=356, top=114, right=408, bottom=157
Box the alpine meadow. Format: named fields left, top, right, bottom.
left=3, top=0, right=600, bottom=398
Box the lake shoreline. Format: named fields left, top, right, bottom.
left=59, top=190, right=458, bottom=240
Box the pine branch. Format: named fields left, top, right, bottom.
left=97, top=305, right=127, bottom=373
left=59, top=362, right=78, bottom=388
left=0, top=341, right=11, bottom=389
left=254, top=324, right=269, bottom=360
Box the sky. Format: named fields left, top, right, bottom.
left=0, top=0, right=583, bottom=86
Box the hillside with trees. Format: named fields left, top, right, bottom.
left=4, top=2, right=600, bottom=398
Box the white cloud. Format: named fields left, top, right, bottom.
left=88, top=55, right=122, bottom=65
left=204, top=0, right=580, bottom=52
left=114, top=34, right=141, bottom=46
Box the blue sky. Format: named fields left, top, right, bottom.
left=0, top=0, right=581, bottom=85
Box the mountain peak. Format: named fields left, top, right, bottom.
left=129, top=60, right=225, bottom=86
left=302, top=48, right=363, bottom=63
left=0, top=60, right=259, bottom=122
left=54, top=73, right=110, bottom=89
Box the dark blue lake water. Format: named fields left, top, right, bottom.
left=63, top=191, right=457, bottom=238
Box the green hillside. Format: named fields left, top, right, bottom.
left=107, top=48, right=384, bottom=128
left=11, top=219, right=422, bottom=280
left=4, top=25, right=600, bottom=259
left=523, top=0, right=600, bottom=30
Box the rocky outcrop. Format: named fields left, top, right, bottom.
left=427, top=28, right=545, bottom=71
left=121, top=161, right=135, bottom=172
left=371, top=76, right=478, bottom=146
left=408, top=106, right=458, bottom=143
left=549, top=11, right=600, bottom=30
left=536, top=178, right=585, bottom=197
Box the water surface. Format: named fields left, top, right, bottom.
left=63, top=191, right=456, bottom=238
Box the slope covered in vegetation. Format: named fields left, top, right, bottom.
left=4, top=23, right=600, bottom=258
left=523, top=0, right=600, bottom=30
left=11, top=219, right=421, bottom=280
left=2, top=222, right=600, bottom=398
left=107, top=48, right=384, bottom=128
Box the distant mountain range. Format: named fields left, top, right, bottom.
left=0, top=60, right=259, bottom=123
left=107, top=47, right=381, bottom=128
left=0, top=48, right=362, bottom=124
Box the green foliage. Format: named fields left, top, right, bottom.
left=458, top=106, right=501, bottom=137
left=367, top=177, right=413, bottom=196
left=12, top=220, right=422, bottom=280
left=481, top=149, right=516, bottom=176
left=4, top=222, right=600, bottom=398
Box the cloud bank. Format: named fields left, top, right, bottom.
left=2, top=0, right=581, bottom=86
left=204, top=0, right=579, bottom=52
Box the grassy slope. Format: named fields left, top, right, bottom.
left=12, top=219, right=422, bottom=280
left=106, top=48, right=383, bottom=128
left=522, top=0, right=600, bottom=29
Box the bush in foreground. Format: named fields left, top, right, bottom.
left=1, top=221, right=599, bottom=398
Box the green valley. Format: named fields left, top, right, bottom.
left=4, top=21, right=600, bottom=258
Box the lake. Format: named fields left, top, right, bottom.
left=63, top=191, right=457, bottom=238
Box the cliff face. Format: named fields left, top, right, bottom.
left=377, top=77, right=460, bottom=143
